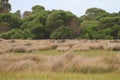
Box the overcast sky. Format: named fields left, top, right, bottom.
left=9, top=0, right=120, bottom=16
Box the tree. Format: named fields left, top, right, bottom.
left=0, top=0, right=11, bottom=13
left=32, top=5, right=45, bottom=14
left=92, top=28, right=113, bottom=39
left=111, top=24, right=120, bottom=39
left=21, top=11, right=49, bottom=29
left=14, top=10, right=21, bottom=17
left=50, top=26, right=74, bottom=39
left=117, top=31, right=120, bottom=39
left=80, top=21, right=100, bottom=39
left=31, top=24, right=49, bottom=39
left=80, top=21, right=100, bottom=31
left=85, top=8, right=110, bottom=20
left=46, top=10, right=65, bottom=31
left=79, top=21, right=113, bottom=39
left=46, top=10, right=80, bottom=36
left=0, top=22, right=9, bottom=33
left=0, top=13, right=22, bottom=31
left=33, top=11, right=50, bottom=25
left=21, top=10, right=51, bottom=39
left=23, top=11, right=32, bottom=18
left=99, top=17, right=120, bottom=28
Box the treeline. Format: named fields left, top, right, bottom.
left=0, top=0, right=120, bottom=39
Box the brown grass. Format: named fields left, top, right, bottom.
left=0, top=39, right=120, bottom=73
left=1, top=39, right=120, bottom=53
left=0, top=52, right=120, bottom=73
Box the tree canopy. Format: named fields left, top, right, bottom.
left=0, top=0, right=11, bottom=13
left=0, top=1, right=120, bottom=40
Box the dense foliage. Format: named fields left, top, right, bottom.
left=0, top=0, right=11, bottom=13
left=0, top=0, right=120, bottom=39
left=50, top=25, right=74, bottom=39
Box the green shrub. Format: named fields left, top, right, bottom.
left=0, top=29, right=23, bottom=39
left=0, top=29, right=34, bottom=39
left=50, top=26, right=74, bottom=39
left=30, top=24, right=49, bottom=39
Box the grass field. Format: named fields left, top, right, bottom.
left=0, top=72, right=120, bottom=80
left=0, top=50, right=120, bottom=80
left=0, top=39, right=120, bottom=80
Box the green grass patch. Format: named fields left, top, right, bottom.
left=0, top=72, right=120, bottom=80
left=16, top=50, right=120, bottom=57
left=16, top=50, right=65, bottom=55
left=36, top=50, right=64, bottom=55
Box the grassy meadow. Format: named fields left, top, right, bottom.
left=0, top=39, right=120, bottom=80
left=0, top=72, right=120, bottom=80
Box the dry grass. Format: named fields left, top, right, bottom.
left=0, top=52, right=120, bottom=73
left=1, top=39, right=120, bottom=53
left=0, top=39, right=120, bottom=73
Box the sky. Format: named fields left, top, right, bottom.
left=9, top=0, right=120, bottom=17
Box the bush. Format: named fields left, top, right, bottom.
left=92, top=28, right=113, bottom=39
left=80, top=21, right=113, bottom=39
left=0, top=29, right=23, bottom=39
left=50, top=26, right=74, bottom=39
left=30, top=24, right=49, bottom=39
left=0, top=29, right=33, bottom=39
left=80, top=21, right=100, bottom=39
left=22, top=29, right=34, bottom=39
left=0, top=13, right=22, bottom=29
left=117, top=31, right=120, bottom=39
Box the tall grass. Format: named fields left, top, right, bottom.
left=0, top=52, right=119, bottom=73
left=0, top=39, right=120, bottom=73
left=1, top=39, right=120, bottom=53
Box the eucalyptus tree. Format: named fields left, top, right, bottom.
left=0, top=0, right=11, bottom=13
